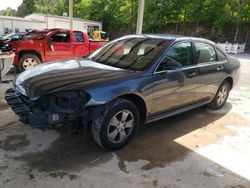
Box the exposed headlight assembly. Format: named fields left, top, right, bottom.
left=15, top=71, right=29, bottom=96
left=49, top=91, right=91, bottom=114
left=15, top=84, right=26, bottom=96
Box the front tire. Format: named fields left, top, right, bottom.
left=18, top=53, right=41, bottom=72
left=91, top=98, right=140, bottom=150
left=208, top=80, right=230, bottom=110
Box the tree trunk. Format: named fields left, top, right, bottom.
left=130, top=0, right=134, bottom=34
left=245, top=30, right=249, bottom=43
left=234, top=26, right=239, bottom=43
left=234, top=0, right=243, bottom=43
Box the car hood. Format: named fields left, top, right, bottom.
left=16, top=58, right=139, bottom=100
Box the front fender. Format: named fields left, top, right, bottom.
left=85, top=76, right=152, bottom=107
left=85, top=82, right=137, bottom=106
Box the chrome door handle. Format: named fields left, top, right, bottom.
left=217, top=66, right=224, bottom=71
left=187, top=72, right=197, bottom=78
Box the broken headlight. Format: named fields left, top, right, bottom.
left=52, top=91, right=90, bottom=113
left=39, top=91, right=91, bottom=114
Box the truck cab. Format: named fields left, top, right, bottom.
left=11, top=28, right=107, bottom=72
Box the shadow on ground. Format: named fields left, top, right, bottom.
left=1, top=100, right=249, bottom=187
left=11, top=103, right=234, bottom=172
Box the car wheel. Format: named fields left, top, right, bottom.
left=208, top=80, right=230, bottom=110
left=91, top=98, right=140, bottom=150
left=18, top=54, right=41, bottom=72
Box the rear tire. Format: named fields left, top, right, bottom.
left=208, top=80, right=230, bottom=110
left=91, top=98, right=140, bottom=150
left=18, top=53, right=41, bottom=72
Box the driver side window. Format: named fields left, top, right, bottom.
left=51, top=31, right=70, bottom=42
left=157, top=42, right=193, bottom=72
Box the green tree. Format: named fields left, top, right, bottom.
left=34, top=0, right=59, bottom=14
left=11, top=0, right=250, bottom=42
left=0, top=7, right=17, bottom=16
left=17, top=0, right=37, bottom=16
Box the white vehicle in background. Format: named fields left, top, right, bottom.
left=218, top=42, right=246, bottom=54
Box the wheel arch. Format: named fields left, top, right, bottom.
left=18, top=50, right=43, bottom=63
left=115, top=93, right=147, bottom=125
left=224, top=76, right=233, bottom=90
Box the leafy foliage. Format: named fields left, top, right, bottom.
left=1, top=0, right=249, bottom=41
left=0, top=7, right=17, bottom=16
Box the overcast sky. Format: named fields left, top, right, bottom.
left=0, top=0, right=23, bottom=10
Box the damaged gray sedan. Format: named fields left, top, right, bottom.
left=5, top=35, right=240, bottom=150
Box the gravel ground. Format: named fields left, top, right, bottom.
left=0, top=54, right=249, bottom=188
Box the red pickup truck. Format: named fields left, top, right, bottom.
left=10, top=28, right=107, bottom=72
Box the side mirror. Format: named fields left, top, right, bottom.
left=47, top=38, right=54, bottom=51
left=157, top=57, right=183, bottom=72
left=162, top=57, right=182, bottom=70
left=158, top=61, right=169, bottom=72
left=48, top=37, right=53, bottom=45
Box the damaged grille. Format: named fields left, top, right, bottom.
left=5, top=88, right=32, bottom=123
left=5, top=88, right=48, bottom=128
left=5, top=89, right=90, bottom=129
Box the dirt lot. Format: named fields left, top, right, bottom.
left=0, top=54, right=250, bottom=188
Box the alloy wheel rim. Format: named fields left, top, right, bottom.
left=23, top=58, right=37, bottom=69
left=217, top=85, right=228, bottom=105
left=107, top=110, right=134, bottom=143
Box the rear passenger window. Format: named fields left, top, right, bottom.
left=195, top=42, right=216, bottom=63
left=74, top=31, right=84, bottom=42
left=166, top=42, right=193, bottom=66
left=216, top=48, right=226, bottom=61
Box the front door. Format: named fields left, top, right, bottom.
left=151, top=42, right=198, bottom=115
left=45, top=30, right=74, bottom=62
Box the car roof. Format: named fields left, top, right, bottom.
left=121, top=34, right=216, bottom=46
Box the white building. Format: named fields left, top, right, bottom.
left=0, top=13, right=102, bottom=36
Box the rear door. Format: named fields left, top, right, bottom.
left=151, top=41, right=198, bottom=115
left=194, top=42, right=227, bottom=101
left=45, top=30, right=74, bottom=62
left=71, top=31, right=90, bottom=57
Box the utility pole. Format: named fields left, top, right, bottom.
left=136, top=0, right=145, bottom=34
left=130, top=0, right=134, bottom=34
left=69, top=0, right=73, bottom=29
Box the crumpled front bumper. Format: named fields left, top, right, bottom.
left=5, top=88, right=49, bottom=128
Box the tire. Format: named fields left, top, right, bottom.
left=91, top=98, right=140, bottom=150
left=18, top=53, right=41, bottom=72
left=208, top=80, right=230, bottom=110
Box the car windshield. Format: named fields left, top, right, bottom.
left=89, top=38, right=169, bottom=71
left=3, top=33, right=23, bottom=40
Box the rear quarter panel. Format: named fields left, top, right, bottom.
left=224, top=56, right=241, bottom=87
left=207, top=56, right=240, bottom=103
